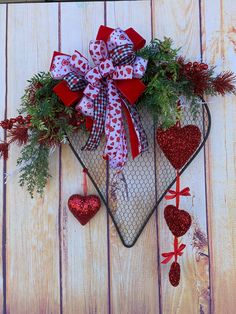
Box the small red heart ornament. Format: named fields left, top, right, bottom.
left=169, top=262, right=181, bottom=287
left=68, top=194, right=101, bottom=225
left=156, top=125, right=201, bottom=169
left=164, top=205, right=192, bottom=237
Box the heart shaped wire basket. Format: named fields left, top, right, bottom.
left=67, top=99, right=211, bottom=247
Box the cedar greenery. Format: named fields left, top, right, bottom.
left=17, top=72, right=81, bottom=197
left=138, top=38, right=236, bottom=128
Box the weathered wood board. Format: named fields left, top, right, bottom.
left=0, top=1, right=235, bottom=313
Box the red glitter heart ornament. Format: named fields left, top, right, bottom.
left=164, top=205, right=192, bottom=237
left=169, top=262, right=181, bottom=287
left=68, top=194, right=101, bottom=225
left=156, top=124, right=201, bottom=169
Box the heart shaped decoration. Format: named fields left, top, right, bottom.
left=169, top=262, right=181, bottom=287
left=164, top=205, right=192, bottom=237
left=156, top=124, right=201, bottom=170
left=67, top=102, right=210, bottom=247
left=68, top=194, right=101, bottom=225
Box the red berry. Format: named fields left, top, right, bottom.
left=187, top=62, right=192, bottom=67
left=203, top=64, right=208, bottom=70
left=193, top=61, right=199, bottom=67
left=7, top=122, right=13, bottom=129
left=16, top=115, right=23, bottom=122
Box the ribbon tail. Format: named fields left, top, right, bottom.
left=82, top=88, right=107, bottom=151
left=165, top=195, right=176, bottom=200
left=122, top=101, right=148, bottom=159
left=104, top=80, right=128, bottom=171
left=161, top=254, right=174, bottom=264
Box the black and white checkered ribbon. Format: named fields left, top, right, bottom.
left=82, top=87, right=107, bottom=150
left=110, top=44, right=136, bottom=66
left=64, top=72, right=87, bottom=91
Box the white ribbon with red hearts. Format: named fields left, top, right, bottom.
left=75, top=35, right=147, bottom=170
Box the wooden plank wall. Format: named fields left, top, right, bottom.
left=0, top=1, right=235, bottom=313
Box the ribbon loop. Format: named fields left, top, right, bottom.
left=99, top=59, right=115, bottom=77
left=64, top=72, right=87, bottom=92
left=89, top=40, right=108, bottom=65
left=69, top=50, right=90, bottom=75
left=161, top=237, right=186, bottom=264
left=50, top=51, right=90, bottom=107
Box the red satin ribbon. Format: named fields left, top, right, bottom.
left=122, top=103, right=140, bottom=159
left=96, top=25, right=146, bottom=106
left=83, top=168, right=88, bottom=196
left=96, top=25, right=146, bottom=51
left=161, top=237, right=186, bottom=264
left=165, top=170, right=191, bottom=209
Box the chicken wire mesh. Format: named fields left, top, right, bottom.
left=67, top=99, right=211, bottom=247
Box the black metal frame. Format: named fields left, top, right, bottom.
left=67, top=101, right=211, bottom=248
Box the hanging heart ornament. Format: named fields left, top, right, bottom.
left=68, top=194, right=101, bottom=225
left=156, top=124, right=202, bottom=170
left=164, top=205, right=192, bottom=237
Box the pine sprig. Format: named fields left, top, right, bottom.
left=16, top=71, right=84, bottom=197
left=17, top=132, right=50, bottom=198
left=138, top=38, right=184, bottom=128
left=138, top=38, right=236, bottom=128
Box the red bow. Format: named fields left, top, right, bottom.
left=161, top=237, right=186, bottom=264
left=165, top=187, right=191, bottom=200
left=165, top=170, right=191, bottom=209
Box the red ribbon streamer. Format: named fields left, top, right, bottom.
left=82, top=168, right=88, bottom=196
left=122, top=103, right=140, bottom=159
left=161, top=237, right=186, bottom=264
left=165, top=170, right=191, bottom=209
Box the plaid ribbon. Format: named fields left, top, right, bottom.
left=64, top=72, right=87, bottom=91
left=82, top=87, right=107, bottom=150
left=110, top=44, right=136, bottom=66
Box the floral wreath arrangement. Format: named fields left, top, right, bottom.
left=1, top=26, right=235, bottom=287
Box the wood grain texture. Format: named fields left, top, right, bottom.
left=201, top=0, right=236, bottom=313
left=60, top=3, right=109, bottom=313
left=0, top=1, right=235, bottom=313
left=0, top=5, right=6, bottom=313
left=153, top=1, right=210, bottom=313
left=6, top=4, right=60, bottom=313
left=106, top=2, right=160, bottom=314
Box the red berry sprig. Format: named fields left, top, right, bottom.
left=183, top=61, right=208, bottom=76
left=0, top=114, right=32, bottom=130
